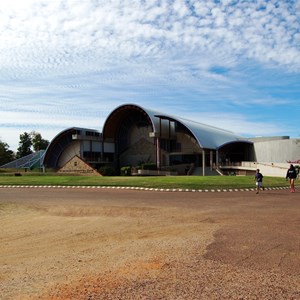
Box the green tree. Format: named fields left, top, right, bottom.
left=30, top=131, right=49, bottom=151
left=0, top=140, right=15, bottom=166
left=16, top=132, right=33, bottom=158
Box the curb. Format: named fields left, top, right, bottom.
left=0, top=185, right=291, bottom=193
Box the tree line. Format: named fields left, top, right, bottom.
left=0, top=131, right=49, bottom=166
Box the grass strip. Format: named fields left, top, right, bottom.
left=0, top=174, right=292, bottom=190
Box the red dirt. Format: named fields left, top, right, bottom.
left=0, top=187, right=299, bottom=299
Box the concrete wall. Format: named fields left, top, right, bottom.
left=253, top=138, right=300, bottom=163
left=176, top=132, right=200, bottom=153
left=119, top=125, right=155, bottom=167
left=58, top=141, right=81, bottom=168
left=241, top=161, right=291, bottom=177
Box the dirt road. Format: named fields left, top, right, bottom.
left=0, top=187, right=299, bottom=299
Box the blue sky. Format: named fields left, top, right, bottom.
left=0, top=0, right=299, bottom=151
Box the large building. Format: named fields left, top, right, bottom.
left=41, top=103, right=299, bottom=176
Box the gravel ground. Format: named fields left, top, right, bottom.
left=0, top=187, right=299, bottom=299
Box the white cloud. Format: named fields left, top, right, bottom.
left=0, top=0, right=299, bottom=150
left=0, top=0, right=299, bottom=72
left=180, top=111, right=290, bottom=138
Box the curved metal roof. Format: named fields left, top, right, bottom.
left=43, top=127, right=101, bottom=168
left=156, top=114, right=248, bottom=149
left=102, top=104, right=156, bottom=138
left=103, top=104, right=250, bottom=150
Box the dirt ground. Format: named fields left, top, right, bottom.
left=0, top=186, right=299, bottom=299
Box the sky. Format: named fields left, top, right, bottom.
left=0, top=0, right=299, bottom=152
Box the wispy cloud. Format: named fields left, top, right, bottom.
left=0, top=0, right=299, bottom=150
left=1, top=0, right=299, bottom=72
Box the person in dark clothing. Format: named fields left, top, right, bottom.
left=286, top=164, right=297, bottom=193
left=255, top=169, right=264, bottom=194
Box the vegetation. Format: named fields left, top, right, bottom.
left=0, top=173, right=292, bottom=190
left=140, top=163, right=157, bottom=170
left=98, top=166, right=116, bottom=176
left=120, top=166, right=132, bottom=176
left=16, top=131, right=49, bottom=158
left=0, top=132, right=50, bottom=167
left=0, top=140, right=15, bottom=165
left=31, top=131, right=49, bottom=151
left=16, top=132, right=33, bottom=158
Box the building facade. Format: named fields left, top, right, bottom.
left=43, top=104, right=256, bottom=175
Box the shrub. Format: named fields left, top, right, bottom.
left=120, top=166, right=131, bottom=176
left=98, top=166, right=115, bottom=176
left=141, top=163, right=157, bottom=170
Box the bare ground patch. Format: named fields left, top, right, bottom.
left=0, top=188, right=299, bottom=299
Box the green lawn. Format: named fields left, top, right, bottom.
left=0, top=173, right=292, bottom=190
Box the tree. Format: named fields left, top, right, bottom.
left=0, top=140, right=15, bottom=166
left=16, top=132, right=33, bottom=159
left=14, top=131, right=50, bottom=159
left=30, top=131, right=49, bottom=151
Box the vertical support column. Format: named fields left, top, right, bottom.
left=90, top=140, right=92, bottom=160
left=156, top=117, right=162, bottom=170
left=216, top=150, right=219, bottom=168
left=101, top=141, right=104, bottom=162
left=156, top=137, right=161, bottom=170
left=80, top=139, right=83, bottom=158
left=202, top=149, right=205, bottom=176
left=210, top=150, right=213, bottom=171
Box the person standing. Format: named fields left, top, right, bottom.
left=255, top=169, right=264, bottom=194
left=286, top=164, right=297, bottom=193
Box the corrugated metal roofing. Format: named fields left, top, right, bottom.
left=0, top=150, right=45, bottom=169
left=167, top=115, right=245, bottom=149
left=119, top=104, right=248, bottom=149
